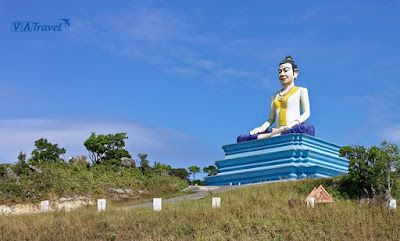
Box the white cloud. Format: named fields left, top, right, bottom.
left=70, top=7, right=197, bottom=63
left=381, top=125, right=400, bottom=142
left=258, top=76, right=278, bottom=90
left=69, top=6, right=262, bottom=85
left=215, top=68, right=257, bottom=79
left=203, top=67, right=259, bottom=84
left=350, top=88, right=400, bottom=126
left=184, top=57, right=217, bottom=70
left=164, top=66, right=199, bottom=79
left=345, top=88, right=400, bottom=145
left=0, top=118, right=218, bottom=168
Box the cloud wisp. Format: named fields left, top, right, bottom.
left=381, top=125, right=400, bottom=142
left=70, top=6, right=267, bottom=85
left=346, top=88, right=400, bottom=145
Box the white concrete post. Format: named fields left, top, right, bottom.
left=153, top=198, right=162, bottom=211
left=40, top=200, right=49, bottom=212
left=212, top=197, right=221, bottom=208
left=97, top=199, right=106, bottom=212
left=389, top=199, right=397, bottom=210
left=307, top=197, right=314, bottom=208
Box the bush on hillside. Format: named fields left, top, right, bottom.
left=191, top=179, right=205, bottom=186
left=0, top=165, right=5, bottom=176
left=168, top=168, right=190, bottom=181
left=14, top=151, right=30, bottom=176
left=152, top=162, right=171, bottom=176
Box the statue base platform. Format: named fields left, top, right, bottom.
left=204, top=134, right=348, bottom=186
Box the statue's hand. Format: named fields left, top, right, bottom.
left=257, top=133, right=271, bottom=140
left=286, top=120, right=300, bottom=130
left=250, top=126, right=267, bottom=135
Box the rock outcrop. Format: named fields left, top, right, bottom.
left=28, top=165, right=42, bottom=174
left=0, top=196, right=94, bottom=215
left=120, top=157, right=136, bottom=168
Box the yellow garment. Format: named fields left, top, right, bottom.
left=273, top=87, right=300, bottom=126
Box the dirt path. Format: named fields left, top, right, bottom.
left=122, top=185, right=251, bottom=210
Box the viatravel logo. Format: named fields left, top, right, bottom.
left=11, top=19, right=70, bottom=32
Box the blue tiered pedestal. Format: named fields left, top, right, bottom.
left=204, top=134, right=349, bottom=186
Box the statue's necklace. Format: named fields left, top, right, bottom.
left=278, top=86, right=294, bottom=102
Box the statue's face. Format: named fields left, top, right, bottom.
left=278, top=63, right=298, bottom=86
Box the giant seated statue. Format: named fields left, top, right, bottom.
left=238, top=56, right=315, bottom=143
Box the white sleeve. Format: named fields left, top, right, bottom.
left=297, top=87, right=310, bottom=124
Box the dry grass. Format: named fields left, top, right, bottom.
left=0, top=181, right=399, bottom=240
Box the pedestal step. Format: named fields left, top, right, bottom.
left=204, top=134, right=348, bottom=186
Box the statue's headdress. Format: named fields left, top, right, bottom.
left=279, top=56, right=298, bottom=70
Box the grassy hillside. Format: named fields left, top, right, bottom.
left=1, top=179, right=399, bottom=240
left=0, top=163, right=189, bottom=205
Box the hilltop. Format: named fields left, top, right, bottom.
left=0, top=162, right=189, bottom=206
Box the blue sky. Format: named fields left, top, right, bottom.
left=1, top=1, right=400, bottom=179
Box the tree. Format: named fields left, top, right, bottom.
left=168, top=168, right=189, bottom=180
left=340, top=141, right=400, bottom=197
left=203, top=165, right=218, bottom=176
left=138, top=153, right=151, bottom=174
left=29, top=138, right=66, bottom=165
left=17, top=150, right=26, bottom=163
left=188, top=166, right=200, bottom=181
left=104, top=133, right=131, bottom=160
left=84, top=132, right=131, bottom=165
left=340, top=145, right=377, bottom=197
left=15, top=150, right=29, bottom=176
left=377, top=141, right=400, bottom=195
left=83, top=133, right=106, bottom=164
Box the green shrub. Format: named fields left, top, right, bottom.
left=191, top=179, right=205, bottom=186
left=0, top=165, right=5, bottom=175
left=14, top=151, right=30, bottom=176
left=169, top=168, right=189, bottom=180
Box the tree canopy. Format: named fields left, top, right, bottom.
left=15, top=150, right=29, bottom=176
left=29, top=138, right=66, bottom=165
left=168, top=168, right=189, bottom=180
left=84, top=132, right=131, bottom=165
left=188, top=166, right=200, bottom=181
left=203, top=165, right=218, bottom=176
left=340, top=141, right=400, bottom=197
left=138, top=153, right=151, bottom=174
